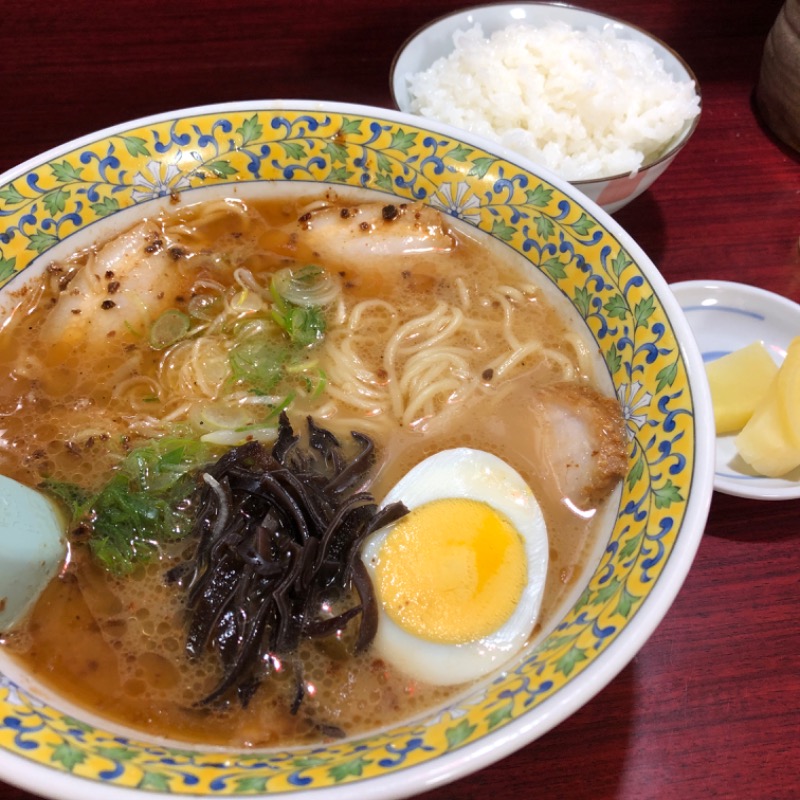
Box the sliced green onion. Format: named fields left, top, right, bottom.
left=256, top=390, right=296, bottom=421
left=187, top=293, right=222, bottom=321
left=285, top=358, right=319, bottom=374
left=229, top=340, right=288, bottom=393
left=231, top=316, right=274, bottom=341
left=200, top=428, right=277, bottom=446
left=124, top=320, right=145, bottom=338
left=297, top=368, right=327, bottom=398
left=270, top=304, right=326, bottom=347
left=120, top=436, right=218, bottom=493
left=311, top=368, right=327, bottom=398
left=198, top=403, right=258, bottom=432
left=231, top=289, right=264, bottom=313
left=149, top=310, right=191, bottom=350
left=271, top=264, right=340, bottom=308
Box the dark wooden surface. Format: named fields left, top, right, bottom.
left=1, top=0, right=798, bottom=798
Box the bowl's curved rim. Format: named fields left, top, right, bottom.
left=388, top=1, right=703, bottom=186
left=0, top=98, right=716, bottom=800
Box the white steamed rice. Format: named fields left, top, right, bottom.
left=406, top=22, right=701, bottom=181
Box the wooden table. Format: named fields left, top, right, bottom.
left=1, top=0, right=798, bottom=798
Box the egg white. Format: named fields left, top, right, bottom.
left=360, top=448, right=549, bottom=686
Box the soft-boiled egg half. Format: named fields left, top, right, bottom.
left=360, top=448, right=548, bottom=686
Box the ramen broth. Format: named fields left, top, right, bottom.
left=0, top=189, right=625, bottom=746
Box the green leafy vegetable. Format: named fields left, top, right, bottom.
left=269, top=264, right=334, bottom=346
left=294, top=366, right=327, bottom=398
left=233, top=391, right=295, bottom=431
left=272, top=264, right=325, bottom=301
left=229, top=339, right=289, bottom=394
left=41, top=437, right=219, bottom=575
left=86, top=473, right=184, bottom=574
left=210, top=267, right=334, bottom=414
left=119, top=438, right=218, bottom=492
left=271, top=303, right=326, bottom=347
left=41, top=480, right=92, bottom=516
left=227, top=274, right=327, bottom=396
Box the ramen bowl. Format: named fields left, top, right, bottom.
left=391, top=2, right=702, bottom=213
left=0, top=100, right=714, bottom=799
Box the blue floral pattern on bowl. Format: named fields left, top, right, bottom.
left=0, top=104, right=700, bottom=795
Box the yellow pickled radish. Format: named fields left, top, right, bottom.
left=705, top=341, right=779, bottom=434
left=777, top=337, right=800, bottom=444
left=735, top=337, right=800, bottom=477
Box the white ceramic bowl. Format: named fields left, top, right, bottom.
left=0, top=100, right=714, bottom=800
left=391, top=2, right=702, bottom=213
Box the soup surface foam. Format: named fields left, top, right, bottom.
left=0, top=189, right=626, bottom=746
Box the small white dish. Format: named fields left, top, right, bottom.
left=671, top=280, right=800, bottom=500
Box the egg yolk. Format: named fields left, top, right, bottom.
left=374, top=498, right=527, bottom=644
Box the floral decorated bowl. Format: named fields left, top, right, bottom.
left=0, top=100, right=714, bottom=799
left=391, top=2, right=702, bottom=214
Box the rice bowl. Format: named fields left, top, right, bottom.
left=405, top=21, right=700, bottom=181
left=392, top=3, right=702, bottom=212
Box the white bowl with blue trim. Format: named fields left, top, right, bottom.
left=671, top=279, right=800, bottom=500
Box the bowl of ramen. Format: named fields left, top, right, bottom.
left=0, top=100, right=714, bottom=799
left=391, top=2, right=702, bottom=213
